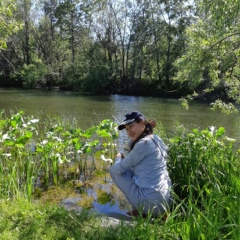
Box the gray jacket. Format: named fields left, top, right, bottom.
left=112, top=134, right=171, bottom=189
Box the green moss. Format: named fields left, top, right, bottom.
left=96, top=189, right=112, bottom=204
left=39, top=185, right=78, bottom=205
left=77, top=195, right=94, bottom=209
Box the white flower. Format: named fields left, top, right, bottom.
left=52, top=136, right=62, bottom=142
left=1, top=153, right=11, bottom=157
left=30, top=119, right=39, bottom=124
left=2, top=134, right=10, bottom=141
left=100, top=155, right=113, bottom=163
left=225, top=137, right=236, bottom=142
left=42, top=140, right=48, bottom=145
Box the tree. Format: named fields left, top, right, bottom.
left=174, top=0, right=240, bottom=113
left=0, top=0, right=22, bottom=86
left=16, top=0, right=32, bottom=65
left=0, top=0, right=21, bottom=49
left=135, top=0, right=194, bottom=91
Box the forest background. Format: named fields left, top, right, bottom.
left=0, top=0, right=239, bottom=112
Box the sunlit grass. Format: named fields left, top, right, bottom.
left=162, top=124, right=240, bottom=239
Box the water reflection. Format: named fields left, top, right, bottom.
left=59, top=176, right=130, bottom=215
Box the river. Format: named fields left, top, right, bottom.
left=0, top=88, right=239, bottom=142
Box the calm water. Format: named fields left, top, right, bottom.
left=0, top=88, right=239, bottom=142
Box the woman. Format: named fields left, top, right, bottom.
left=110, top=111, right=172, bottom=218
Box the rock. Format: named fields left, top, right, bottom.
left=60, top=198, right=135, bottom=228
left=97, top=213, right=135, bottom=228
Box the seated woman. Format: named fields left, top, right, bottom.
left=110, top=111, right=172, bottom=218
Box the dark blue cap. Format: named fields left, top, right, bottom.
left=118, top=111, right=145, bottom=130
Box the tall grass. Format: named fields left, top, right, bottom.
left=164, top=124, right=240, bottom=238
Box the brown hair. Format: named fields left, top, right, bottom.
left=130, top=120, right=153, bottom=150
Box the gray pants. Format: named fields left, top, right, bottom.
left=110, top=167, right=172, bottom=217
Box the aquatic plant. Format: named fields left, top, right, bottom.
left=0, top=111, right=40, bottom=200
left=0, top=110, right=119, bottom=200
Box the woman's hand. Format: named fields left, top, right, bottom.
left=116, top=153, right=124, bottom=159
left=148, top=118, right=156, bottom=128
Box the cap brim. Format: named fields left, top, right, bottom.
left=118, top=119, right=135, bottom=130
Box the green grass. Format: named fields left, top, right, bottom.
left=164, top=124, right=240, bottom=239
left=0, top=198, right=176, bottom=240
left=0, top=198, right=114, bottom=240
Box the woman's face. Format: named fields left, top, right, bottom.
left=125, top=120, right=145, bottom=141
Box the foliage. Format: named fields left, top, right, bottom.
left=0, top=0, right=21, bottom=49
left=210, top=99, right=238, bottom=114
left=168, top=125, right=238, bottom=199
left=165, top=124, right=240, bottom=238
left=174, top=0, right=240, bottom=110
left=20, top=60, right=48, bottom=88
left=82, top=62, right=110, bottom=94
left=18, top=15, right=73, bottom=89
left=0, top=0, right=195, bottom=96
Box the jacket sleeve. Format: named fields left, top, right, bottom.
left=111, top=139, right=148, bottom=174
left=122, top=138, right=132, bottom=157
